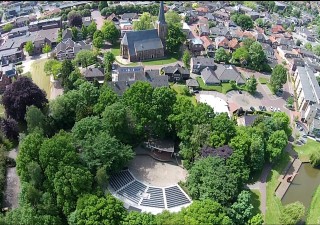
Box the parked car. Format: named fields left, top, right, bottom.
left=277, top=108, right=280, bottom=112
left=302, top=134, right=307, bottom=138
left=259, top=106, right=263, bottom=111
left=250, top=106, right=255, bottom=112
left=262, top=106, right=266, bottom=111
left=270, top=106, right=273, bottom=111
left=299, top=127, right=303, bottom=131
left=238, top=90, right=242, bottom=94
left=193, top=90, right=199, bottom=94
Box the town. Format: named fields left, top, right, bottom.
left=0, top=1, right=319, bottom=225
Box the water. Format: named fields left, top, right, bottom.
left=282, top=163, right=320, bottom=210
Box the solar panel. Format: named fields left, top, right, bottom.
left=118, top=181, right=147, bottom=204
left=109, top=170, right=134, bottom=191
left=140, top=187, right=165, bottom=208
left=165, top=186, right=191, bottom=208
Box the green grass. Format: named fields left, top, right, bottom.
left=196, top=77, right=236, bottom=94
left=307, top=186, right=320, bottom=225
left=265, top=152, right=290, bottom=224
left=0, top=104, right=4, bottom=118
left=30, top=58, right=51, bottom=98
left=266, top=83, right=275, bottom=94
left=294, top=139, right=319, bottom=162
left=258, top=77, right=269, bottom=84
left=249, top=189, right=261, bottom=216
left=170, top=83, right=197, bottom=105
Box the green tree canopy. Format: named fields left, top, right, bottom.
left=280, top=201, right=305, bottom=225
left=270, top=64, right=287, bottom=93
left=101, top=20, right=120, bottom=44
left=165, top=11, right=182, bottom=27
left=24, top=41, right=34, bottom=55
left=25, top=106, right=46, bottom=134
left=228, top=190, right=254, bottom=224
left=215, top=47, right=231, bottom=63
left=305, top=42, right=313, bottom=51
left=133, top=12, right=154, bottom=31
left=166, top=24, right=186, bottom=54
left=73, top=49, right=97, bottom=68
left=246, top=75, right=257, bottom=94
left=248, top=42, right=266, bottom=71
left=44, top=59, right=62, bottom=78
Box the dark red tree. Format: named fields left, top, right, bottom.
left=68, top=10, right=83, bottom=27
left=0, top=118, right=19, bottom=141
left=2, top=76, right=48, bottom=121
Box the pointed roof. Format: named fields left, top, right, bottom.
left=158, top=1, right=166, bottom=24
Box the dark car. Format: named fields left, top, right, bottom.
left=250, top=106, right=255, bottom=112
left=259, top=106, right=263, bottom=111
left=238, top=90, right=242, bottom=94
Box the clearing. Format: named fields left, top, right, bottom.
left=30, top=59, right=51, bottom=98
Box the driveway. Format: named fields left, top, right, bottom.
left=21, top=53, right=48, bottom=74
left=91, top=10, right=104, bottom=30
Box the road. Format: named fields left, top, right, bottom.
left=91, top=10, right=104, bottom=30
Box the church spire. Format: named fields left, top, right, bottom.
left=158, top=1, right=166, bottom=24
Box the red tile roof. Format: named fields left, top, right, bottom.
left=272, top=25, right=285, bottom=34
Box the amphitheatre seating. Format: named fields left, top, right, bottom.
left=140, top=187, right=165, bottom=208
left=109, top=170, right=134, bottom=191
left=118, top=180, right=147, bottom=204
left=165, top=186, right=191, bottom=208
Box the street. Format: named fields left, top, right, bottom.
left=91, top=10, right=104, bottom=30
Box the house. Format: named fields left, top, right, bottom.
left=54, top=38, right=91, bottom=61
left=228, top=38, right=239, bottom=52
left=33, top=28, right=59, bottom=54
left=210, top=26, right=232, bottom=40
left=297, top=27, right=316, bottom=42
left=121, top=13, right=139, bottom=22
left=204, top=13, right=216, bottom=21
left=186, top=78, right=199, bottom=89
left=29, top=17, right=62, bottom=31
left=261, top=43, right=274, bottom=58
left=182, top=22, right=191, bottom=38
left=161, top=64, right=190, bottom=82
left=106, top=13, right=120, bottom=24
left=120, top=2, right=167, bottom=62
left=81, top=66, right=105, bottom=83
left=246, top=11, right=260, bottom=21
left=201, top=66, right=220, bottom=85
left=215, top=36, right=229, bottom=49
left=8, top=26, right=28, bottom=39
left=62, top=28, right=72, bottom=40
left=0, top=48, right=24, bottom=65
left=215, top=64, right=245, bottom=84
left=213, top=10, right=230, bottom=20
left=274, top=1, right=287, bottom=11
left=82, top=17, right=92, bottom=27
left=237, top=115, right=258, bottom=126
left=189, top=38, right=205, bottom=56
left=277, top=46, right=300, bottom=60
left=184, top=10, right=198, bottom=25
left=14, top=16, right=29, bottom=27
left=120, top=21, right=133, bottom=38
left=41, top=8, right=61, bottom=18
left=108, top=66, right=169, bottom=95
left=59, top=1, right=90, bottom=10
left=271, top=25, right=285, bottom=34
left=201, top=36, right=215, bottom=57
left=0, top=69, right=16, bottom=94
left=197, top=24, right=210, bottom=37
left=190, top=57, right=216, bottom=74
left=290, top=58, right=305, bottom=74
left=196, top=7, right=208, bottom=16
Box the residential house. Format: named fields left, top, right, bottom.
left=33, top=28, right=59, bottom=54
left=210, top=26, right=232, bottom=40
left=215, top=64, right=245, bottom=84
left=8, top=26, right=28, bottom=39
left=196, top=7, right=208, bottom=16
left=54, top=38, right=91, bottom=61
left=204, top=13, right=216, bottom=21
left=213, top=10, right=230, bottom=20
left=186, top=78, right=199, bottom=90
left=290, top=58, right=305, bottom=74
left=294, top=48, right=316, bottom=59
left=29, top=17, right=62, bottom=31
left=215, top=36, right=229, bottom=49
left=201, top=67, right=220, bottom=85
left=237, top=115, right=258, bottom=126
left=0, top=68, right=16, bottom=94
left=297, top=27, right=316, bottom=42
left=274, top=1, right=287, bottom=11
left=184, top=10, right=198, bottom=25
left=14, top=16, right=29, bottom=27
left=277, top=46, right=300, bottom=61
left=189, top=38, right=205, bottom=56
left=182, top=22, right=191, bottom=38
left=62, top=28, right=72, bottom=40
left=161, top=64, right=190, bottom=82
left=228, top=38, right=239, bottom=53
left=82, top=17, right=92, bottom=27
left=59, top=1, right=90, bottom=10
left=277, top=38, right=294, bottom=47
left=120, top=21, right=133, bottom=38
left=108, top=66, right=169, bottom=95
left=81, top=66, right=105, bottom=83
left=271, top=25, right=285, bottom=34
left=261, top=43, right=275, bottom=59
left=246, top=11, right=260, bottom=21
left=41, top=8, right=61, bottom=19
left=197, top=24, right=210, bottom=37
left=106, top=13, right=120, bottom=24
left=190, top=57, right=216, bottom=74
left=121, top=13, right=139, bottom=22
left=201, top=36, right=215, bottom=57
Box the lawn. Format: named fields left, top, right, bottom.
left=306, top=186, right=320, bottom=225
left=258, top=77, right=269, bottom=84
left=294, top=139, right=319, bottom=162
left=0, top=103, right=4, bottom=118
left=265, top=152, right=290, bottom=224
left=170, top=83, right=197, bottom=105
left=249, top=189, right=261, bottom=216
left=196, top=77, right=236, bottom=94
left=30, top=59, right=51, bottom=98
left=266, top=83, right=275, bottom=94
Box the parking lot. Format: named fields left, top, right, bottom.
left=294, top=122, right=308, bottom=146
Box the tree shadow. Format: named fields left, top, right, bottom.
left=266, top=152, right=291, bottom=183
left=253, top=91, right=264, bottom=99
left=249, top=190, right=262, bottom=215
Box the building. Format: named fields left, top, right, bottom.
left=33, top=28, right=59, bottom=54
left=120, top=1, right=167, bottom=62
left=81, top=66, right=105, bottom=83
left=29, top=17, right=62, bottom=32
left=161, top=64, right=190, bottom=82
left=189, top=38, right=205, bottom=56
left=54, top=39, right=91, bottom=61
left=0, top=66, right=16, bottom=93
left=190, top=57, right=216, bottom=74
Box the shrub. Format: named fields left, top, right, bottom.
left=310, top=150, right=320, bottom=167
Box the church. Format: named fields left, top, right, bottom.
left=120, top=1, right=168, bottom=62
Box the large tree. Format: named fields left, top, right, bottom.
left=42, top=43, right=51, bottom=56
left=266, top=130, right=288, bottom=163
left=215, top=47, right=231, bottom=63
left=246, top=75, right=257, bottom=94
left=104, top=52, right=116, bottom=73
left=25, top=106, right=46, bottom=134
left=93, top=85, right=118, bottom=115
left=186, top=156, right=239, bottom=206
left=280, top=201, right=305, bottom=225
left=0, top=118, right=19, bottom=142
left=166, top=24, right=186, bottom=54
left=44, top=59, right=62, bottom=79
left=87, top=21, right=97, bottom=38
left=235, top=14, right=254, bottom=30
left=270, top=64, right=287, bottom=93
left=132, top=12, right=154, bottom=31
left=73, top=49, right=97, bottom=68
left=231, top=46, right=249, bottom=65
left=101, top=20, right=120, bottom=44
left=24, top=41, right=34, bottom=55
left=165, top=11, right=182, bottom=27
left=249, top=42, right=267, bottom=71
left=60, top=59, right=75, bottom=90
left=228, top=191, right=254, bottom=224
left=68, top=10, right=82, bottom=27
left=122, top=212, right=156, bottom=225
left=2, top=76, right=48, bottom=121
left=182, top=50, right=191, bottom=69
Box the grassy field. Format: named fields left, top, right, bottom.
left=0, top=104, right=4, bottom=118
left=196, top=77, right=235, bottom=94
left=170, top=84, right=197, bottom=105
left=265, top=152, right=290, bottom=224
left=294, top=139, right=319, bottom=162
left=266, top=83, right=275, bottom=94
left=307, top=186, right=320, bottom=225
left=249, top=189, right=261, bottom=216
left=258, top=77, right=269, bottom=84
left=30, top=59, right=51, bottom=98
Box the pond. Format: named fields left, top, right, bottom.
left=282, top=163, right=320, bottom=212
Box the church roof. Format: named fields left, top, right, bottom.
left=121, top=29, right=160, bottom=56
left=134, top=38, right=163, bottom=52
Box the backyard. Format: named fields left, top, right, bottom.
left=170, top=83, right=197, bottom=105
left=196, top=77, right=236, bottom=94
left=30, top=59, right=51, bottom=98
left=294, top=139, right=318, bottom=162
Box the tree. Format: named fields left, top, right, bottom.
left=266, top=130, right=287, bottom=163
left=2, top=77, right=48, bottom=121
left=71, top=26, right=80, bottom=41
left=80, top=131, right=134, bottom=173
left=296, top=39, right=302, bottom=46
left=166, top=24, right=186, bottom=54
left=73, top=49, right=97, bottom=68
left=236, top=14, right=254, bottom=31
left=24, top=41, right=34, bottom=55
left=87, top=21, right=97, bottom=38
left=246, top=75, right=257, bottom=94
left=3, top=23, right=13, bottom=32
left=255, top=18, right=264, bottom=27
left=165, top=11, right=182, bottom=27
left=280, top=202, right=305, bottom=225
left=101, top=20, right=120, bottom=44
left=182, top=50, right=191, bottom=69
left=93, top=36, right=104, bottom=49
left=68, top=10, right=82, bottom=27
left=133, top=12, right=154, bottom=31
left=310, top=150, right=320, bottom=167
left=122, top=212, right=156, bottom=225
left=247, top=214, right=264, bottom=225
left=186, top=156, right=239, bottom=206
left=228, top=191, right=254, bottom=224
left=25, top=106, right=46, bottom=134
left=42, top=43, right=51, bottom=57
left=104, top=52, right=115, bottom=72
left=98, top=1, right=108, bottom=11
left=270, top=64, right=287, bottom=93
left=313, top=45, right=320, bottom=56
left=215, top=47, right=231, bottom=63
left=54, top=165, right=93, bottom=216
left=68, top=194, right=127, bottom=225
left=93, top=85, right=118, bottom=115
left=305, top=42, right=313, bottom=51
left=242, top=38, right=255, bottom=50
left=286, top=96, right=294, bottom=107
left=81, top=24, right=88, bottom=39
left=60, top=59, right=75, bottom=90
left=0, top=118, right=19, bottom=142
left=248, top=42, right=266, bottom=71
left=44, top=59, right=62, bottom=78
left=231, top=47, right=249, bottom=65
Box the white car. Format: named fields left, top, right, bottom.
left=270, top=106, right=273, bottom=111
left=277, top=108, right=280, bottom=112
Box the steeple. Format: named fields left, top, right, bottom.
left=158, top=1, right=166, bottom=24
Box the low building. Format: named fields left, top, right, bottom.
left=54, top=38, right=91, bottom=61
left=189, top=38, right=205, bottom=56
left=8, top=26, right=28, bottom=39
left=186, top=78, right=199, bottom=90
left=190, top=57, right=216, bottom=74
left=81, top=66, right=105, bottom=83
left=33, top=28, right=59, bottom=54
left=29, top=17, right=62, bottom=31
left=161, top=64, right=190, bottom=82
left=215, top=64, right=245, bottom=84
left=201, top=66, right=220, bottom=85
